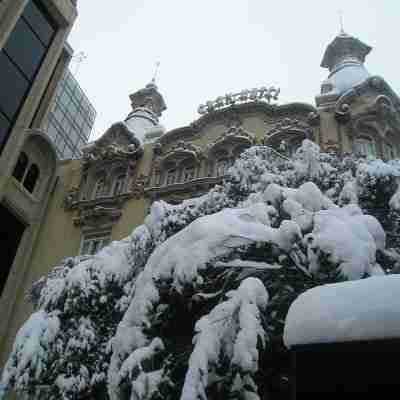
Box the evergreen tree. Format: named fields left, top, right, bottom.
left=1, top=140, right=400, bottom=400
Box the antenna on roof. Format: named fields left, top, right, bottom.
left=338, top=9, right=345, bottom=34
left=151, top=61, right=160, bottom=85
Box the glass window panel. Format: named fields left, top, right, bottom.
left=59, top=90, right=71, bottom=108
left=23, top=1, right=55, bottom=46
left=63, top=145, right=73, bottom=160
left=4, top=18, right=45, bottom=81
left=0, top=52, right=29, bottom=120
left=47, top=122, right=58, bottom=140
left=60, top=116, right=72, bottom=133
left=75, top=112, right=85, bottom=130
left=23, top=163, right=40, bottom=193
left=82, top=121, right=92, bottom=139
left=53, top=103, right=64, bottom=122
left=81, top=240, right=91, bottom=255
left=67, top=99, right=79, bottom=117
left=13, top=152, right=29, bottom=182
left=0, top=111, right=10, bottom=149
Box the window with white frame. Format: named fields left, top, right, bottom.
left=166, top=169, right=177, bottom=185
left=182, top=165, right=195, bottom=182
left=93, top=177, right=106, bottom=199
left=80, top=232, right=111, bottom=255
left=216, top=158, right=232, bottom=176
left=112, top=174, right=126, bottom=196
left=355, top=137, right=376, bottom=158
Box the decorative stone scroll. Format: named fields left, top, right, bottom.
left=73, top=205, right=122, bottom=227
left=63, top=187, right=79, bottom=210
left=160, top=140, right=203, bottom=164
left=207, top=125, right=256, bottom=155
left=264, top=117, right=313, bottom=143
left=198, top=86, right=280, bottom=115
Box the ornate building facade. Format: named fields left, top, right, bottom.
left=2, top=30, right=400, bottom=366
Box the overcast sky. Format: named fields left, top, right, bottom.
left=68, top=1, right=399, bottom=141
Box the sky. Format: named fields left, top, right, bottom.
left=68, top=1, right=400, bottom=141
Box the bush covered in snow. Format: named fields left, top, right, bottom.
left=2, top=140, right=400, bottom=400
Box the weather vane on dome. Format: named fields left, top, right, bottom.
left=151, top=61, right=160, bottom=85
left=338, top=10, right=345, bottom=34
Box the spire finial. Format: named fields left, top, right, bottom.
left=151, top=61, right=160, bottom=85
left=338, top=9, right=345, bottom=34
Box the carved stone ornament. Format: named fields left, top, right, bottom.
left=159, top=140, right=203, bottom=164
left=81, top=122, right=143, bottom=167
left=207, top=125, right=255, bottom=155
left=307, top=111, right=321, bottom=126
left=264, top=117, right=313, bottom=144
left=348, top=95, right=400, bottom=140
left=130, top=174, right=148, bottom=199
left=73, top=205, right=122, bottom=227
left=322, top=139, right=340, bottom=153
left=63, top=187, right=79, bottom=210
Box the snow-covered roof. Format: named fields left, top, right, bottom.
left=322, top=63, right=371, bottom=96
left=320, top=32, right=372, bottom=97
left=284, top=275, right=400, bottom=348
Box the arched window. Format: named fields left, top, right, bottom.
left=182, top=164, right=195, bottom=183
left=354, top=137, right=376, bottom=158
left=166, top=169, right=177, bottom=185
left=13, top=152, right=29, bottom=182
left=112, top=174, right=126, bottom=196
left=93, top=177, right=106, bottom=199
left=23, top=164, right=40, bottom=193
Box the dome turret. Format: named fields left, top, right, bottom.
left=318, top=32, right=372, bottom=102
left=124, top=82, right=167, bottom=143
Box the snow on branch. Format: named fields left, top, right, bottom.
left=181, top=278, right=268, bottom=400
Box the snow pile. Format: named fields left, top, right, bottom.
left=306, top=205, right=385, bottom=279
left=284, top=275, right=400, bottom=347
left=181, top=278, right=268, bottom=400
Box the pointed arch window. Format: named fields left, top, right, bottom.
left=23, top=164, right=40, bottom=193
left=112, top=174, right=126, bottom=196
left=93, top=177, right=106, bottom=199
left=13, top=152, right=29, bottom=182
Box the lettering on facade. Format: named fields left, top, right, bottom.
left=198, top=86, right=280, bottom=115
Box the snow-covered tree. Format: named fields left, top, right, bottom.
left=2, top=140, right=400, bottom=400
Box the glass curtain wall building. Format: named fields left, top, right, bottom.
left=44, top=67, right=96, bottom=159
left=0, top=0, right=57, bottom=153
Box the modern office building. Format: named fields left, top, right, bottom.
left=0, top=0, right=77, bottom=370
left=44, top=64, right=96, bottom=159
